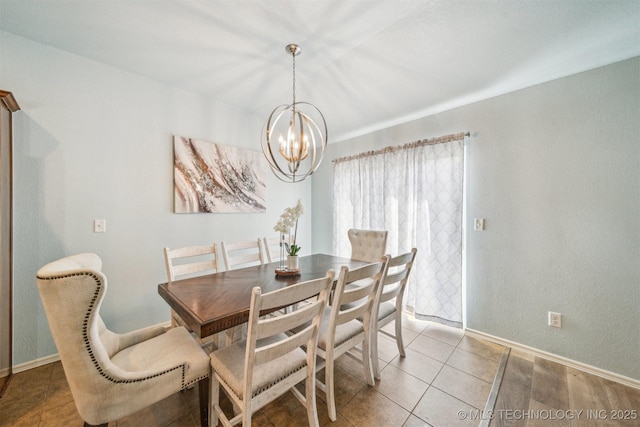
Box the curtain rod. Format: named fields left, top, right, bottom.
left=333, top=131, right=469, bottom=164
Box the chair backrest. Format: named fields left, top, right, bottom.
left=326, top=261, right=386, bottom=342
left=221, top=239, right=265, bottom=270
left=37, top=253, right=209, bottom=425
left=242, top=271, right=334, bottom=404
left=164, top=244, right=221, bottom=282
left=36, top=254, right=125, bottom=411
left=348, top=229, right=388, bottom=262
left=262, top=236, right=284, bottom=263
left=376, top=248, right=417, bottom=312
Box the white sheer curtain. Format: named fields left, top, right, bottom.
left=333, top=133, right=465, bottom=327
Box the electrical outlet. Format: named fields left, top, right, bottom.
left=94, top=219, right=106, bottom=233
left=548, top=311, right=562, bottom=328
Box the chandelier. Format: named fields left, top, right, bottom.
left=261, top=44, right=328, bottom=183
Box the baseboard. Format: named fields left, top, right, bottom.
left=17, top=323, right=637, bottom=390
left=12, top=353, right=60, bottom=374
left=465, top=328, right=640, bottom=390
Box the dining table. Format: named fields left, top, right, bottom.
left=157, top=253, right=369, bottom=339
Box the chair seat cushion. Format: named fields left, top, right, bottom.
left=317, top=307, right=365, bottom=350
left=111, top=326, right=209, bottom=387
left=210, top=333, right=307, bottom=399
left=377, top=301, right=396, bottom=321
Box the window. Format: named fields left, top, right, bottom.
left=333, top=133, right=466, bottom=327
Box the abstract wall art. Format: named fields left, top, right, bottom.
left=173, top=135, right=266, bottom=213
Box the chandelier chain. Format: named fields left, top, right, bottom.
left=292, top=51, right=296, bottom=108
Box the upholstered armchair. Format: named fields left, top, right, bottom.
left=36, top=253, right=210, bottom=427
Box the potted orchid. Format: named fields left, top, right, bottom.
left=274, top=199, right=304, bottom=270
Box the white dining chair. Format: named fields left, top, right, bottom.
left=220, top=240, right=268, bottom=334
left=348, top=228, right=388, bottom=262
left=164, top=244, right=227, bottom=349
left=221, top=239, right=266, bottom=270
left=262, top=236, right=284, bottom=263
left=209, top=271, right=334, bottom=427
left=369, top=248, right=417, bottom=379
left=314, top=260, right=386, bottom=421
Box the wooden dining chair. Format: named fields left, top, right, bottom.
left=314, top=261, right=386, bottom=421
left=221, top=239, right=266, bottom=270
left=209, top=271, right=335, bottom=427
left=369, top=248, right=417, bottom=379
left=262, top=236, right=284, bottom=263
left=164, top=244, right=225, bottom=349
left=348, top=228, right=388, bottom=262
left=164, top=244, right=221, bottom=282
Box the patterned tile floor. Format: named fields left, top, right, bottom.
left=1, top=316, right=506, bottom=426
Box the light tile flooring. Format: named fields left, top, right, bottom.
left=1, top=316, right=503, bottom=426
left=3, top=316, right=636, bottom=426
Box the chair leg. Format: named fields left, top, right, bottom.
left=242, top=399, right=252, bottom=427
left=210, top=375, right=220, bottom=427
left=306, top=368, right=320, bottom=427
left=325, top=356, right=337, bottom=421
left=361, top=333, right=375, bottom=386
left=371, top=326, right=381, bottom=380
left=394, top=313, right=406, bottom=357
left=198, top=377, right=209, bottom=427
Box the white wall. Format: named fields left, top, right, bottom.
left=1, top=32, right=312, bottom=366
left=312, top=57, right=640, bottom=381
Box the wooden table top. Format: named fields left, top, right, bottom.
left=157, top=253, right=368, bottom=338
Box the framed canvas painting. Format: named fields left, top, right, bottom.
left=173, top=135, right=266, bottom=213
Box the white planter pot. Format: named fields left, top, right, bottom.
left=287, top=255, right=299, bottom=270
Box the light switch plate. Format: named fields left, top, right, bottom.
left=94, top=219, right=106, bottom=233
left=474, top=218, right=485, bottom=231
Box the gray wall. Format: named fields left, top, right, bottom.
left=2, top=32, right=311, bottom=366
left=312, top=57, right=640, bottom=381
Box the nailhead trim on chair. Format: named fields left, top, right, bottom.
left=215, top=363, right=307, bottom=399
left=38, top=271, right=189, bottom=388
left=252, top=363, right=307, bottom=398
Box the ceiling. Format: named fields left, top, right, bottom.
left=1, top=0, right=639, bottom=142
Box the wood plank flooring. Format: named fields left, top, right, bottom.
left=490, top=350, right=640, bottom=427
